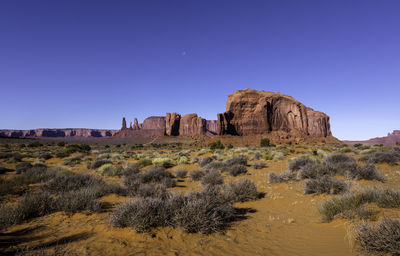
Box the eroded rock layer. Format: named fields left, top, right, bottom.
left=218, top=89, right=331, bottom=137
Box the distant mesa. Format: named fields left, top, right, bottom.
left=0, top=129, right=118, bottom=138
left=0, top=89, right=337, bottom=144
left=344, top=130, right=400, bottom=146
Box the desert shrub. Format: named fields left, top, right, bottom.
left=198, top=157, right=214, bottom=167
left=0, top=165, right=13, bottom=174
left=141, top=166, right=174, bottom=183
left=44, top=173, right=105, bottom=193
left=15, top=162, right=32, bottom=174
left=135, top=183, right=168, bottom=199
left=260, top=138, right=271, bottom=147
left=288, top=157, right=315, bottom=171
left=135, top=159, right=152, bottom=168
left=203, top=161, right=227, bottom=171
left=227, top=165, right=247, bottom=176
left=354, top=217, right=400, bottom=255
left=362, top=150, right=400, bottom=165
left=252, top=162, right=266, bottom=169
left=177, top=156, right=190, bottom=164
left=55, top=151, right=70, bottom=158
left=98, top=163, right=123, bottom=176
left=62, top=156, right=82, bottom=166
left=304, top=176, right=347, bottom=195
left=173, top=188, right=235, bottom=234
left=152, top=157, right=176, bottom=168
left=56, top=188, right=101, bottom=213
left=0, top=152, right=24, bottom=162
left=123, top=164, right=140, bottom=177
left=225, top=156, right=247, bottom=166
left=253, top=152, right=262, bottom=160
left=269, top=170, right=295, bottom=183
left=223, top=178, right=259, bottom=202
left=200, top=170, right=223, bottom=186
left=263, top=152, right=274, bottom=160
left=297, top=162, right=337, bottom=180
left=347, top=164, right=385, bottom=181
left=318, top=188, right=400, bottom=222
left=22, top=164, right=57, bottom=184
left=39, top=153, right=52, bottom=160
left=175, top=169, right=188, bottom=178
left=89, top=159, right=112, bottom=169
left=57, top=141, right=66, bottom=147
left=27, top=141, right=42, bottom=148
left=323, top=153, right=356, bottom=165
left=209, top=140, right=224, bottom=150
left=110, top=197, right=170, bottom=232
left=190, top=170, right=206, bottom=181
left=65, top=144, right=91, bottom=154
left=0, top=192, right=55, bottom=230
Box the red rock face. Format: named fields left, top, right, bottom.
left=218, top=89, right=332, bottom=137
left=121, top=117, right=127, bottom=130
left=165, top=112, right=181, bottom=136
left=141, top=116, right=166, bottom=130
left=179, top=114, right=206, bottom=136
left=206, top=120, right=218, bottom=135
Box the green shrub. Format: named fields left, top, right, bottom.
left=152, top=157, right=176, bottom=168
left=209, top=140, right=224, bottom=150
left=135, top=159, right=152, bottom=168
left=260, top=138, right=270, bottom=147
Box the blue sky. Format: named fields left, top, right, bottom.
left=0, top=0, right=399, bottom=140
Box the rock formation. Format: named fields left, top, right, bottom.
left=218, top=89, right=331, bottom=137
left=206, top=120, right=218, bottom=136
left=179, top=114, right=206, bottom=136
left=166, top=113, right=181, bottom=136
left=133, top=118, right=140, bottom=130
left=121, top=117, right=127, bottom=130
left=141, top=116, right=166, bottom=130
left=0, top=129, right=118, bottom=138
left=344, top=130, right=400, bottom=146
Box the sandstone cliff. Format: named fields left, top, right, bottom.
left=179, top=114, right=206, bottom=136
left=218, top=89, right=331, bottom=137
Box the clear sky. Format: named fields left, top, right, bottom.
left=0, top=0, right=399, bottom=140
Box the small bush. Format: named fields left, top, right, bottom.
left=260, top=138, right=270, bottom=147
left=200, top=170, right=223, bottom=186
left=227, top=165, right=247, bottom=176
left=44, top=173, right=105, bottom=193
left=354, top=217, right=400, bottom=255
left=89, top=159, right=113, bottom=169
left=225, top=156, right=247, bottom=166
left=0, top=192, right=55, bottom=230
left=135, top=159, right=152, bottom=168
left=223, top=178, right=259, bottom=202
left=27, top=141, right=43, bottom=148
left=65, top=144, right=91, bottom=154
left=110, top=197, right=170, bottom=232
left=39, top=153, right=52, bottom=160
left=57, top=141, right=66, bottom=147
left=62, top=156, right=82, bottom=166
left=209, top=140, right=224, bottom=150
left=135, top=183, right=168, bottom=199
left=348, top=164, right=385, bottom=181
left=175, top=169, right=188, bottom=178
left=297, top=162, right=337, bottom=180
left=198, top=157, right=214, bottom=167
left=56, top=188, right=101, bottom=213
left=152, top=158, right=176, bottom=168
left=269, top=170, right=295, bottom=183
left=288, top=157, right=315, bottom=171
left=15, top=162, right=33, bottom=174
left=362, top=150, right=400, bottom=165
left=190, top=170, right=206, bottom=181
left=318, top=188, right=400, bottom=222
left=304, top=176, right=347, bottom=195
left=203, top=161, right=227, bottom=171
left=98, top=163, right=123, bottom=176
left=141, top=166, right=174, bottom=184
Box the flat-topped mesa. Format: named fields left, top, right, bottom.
left=218, top=89, right=332, bottom=137
left=0, top=129, right=118, bottom=138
